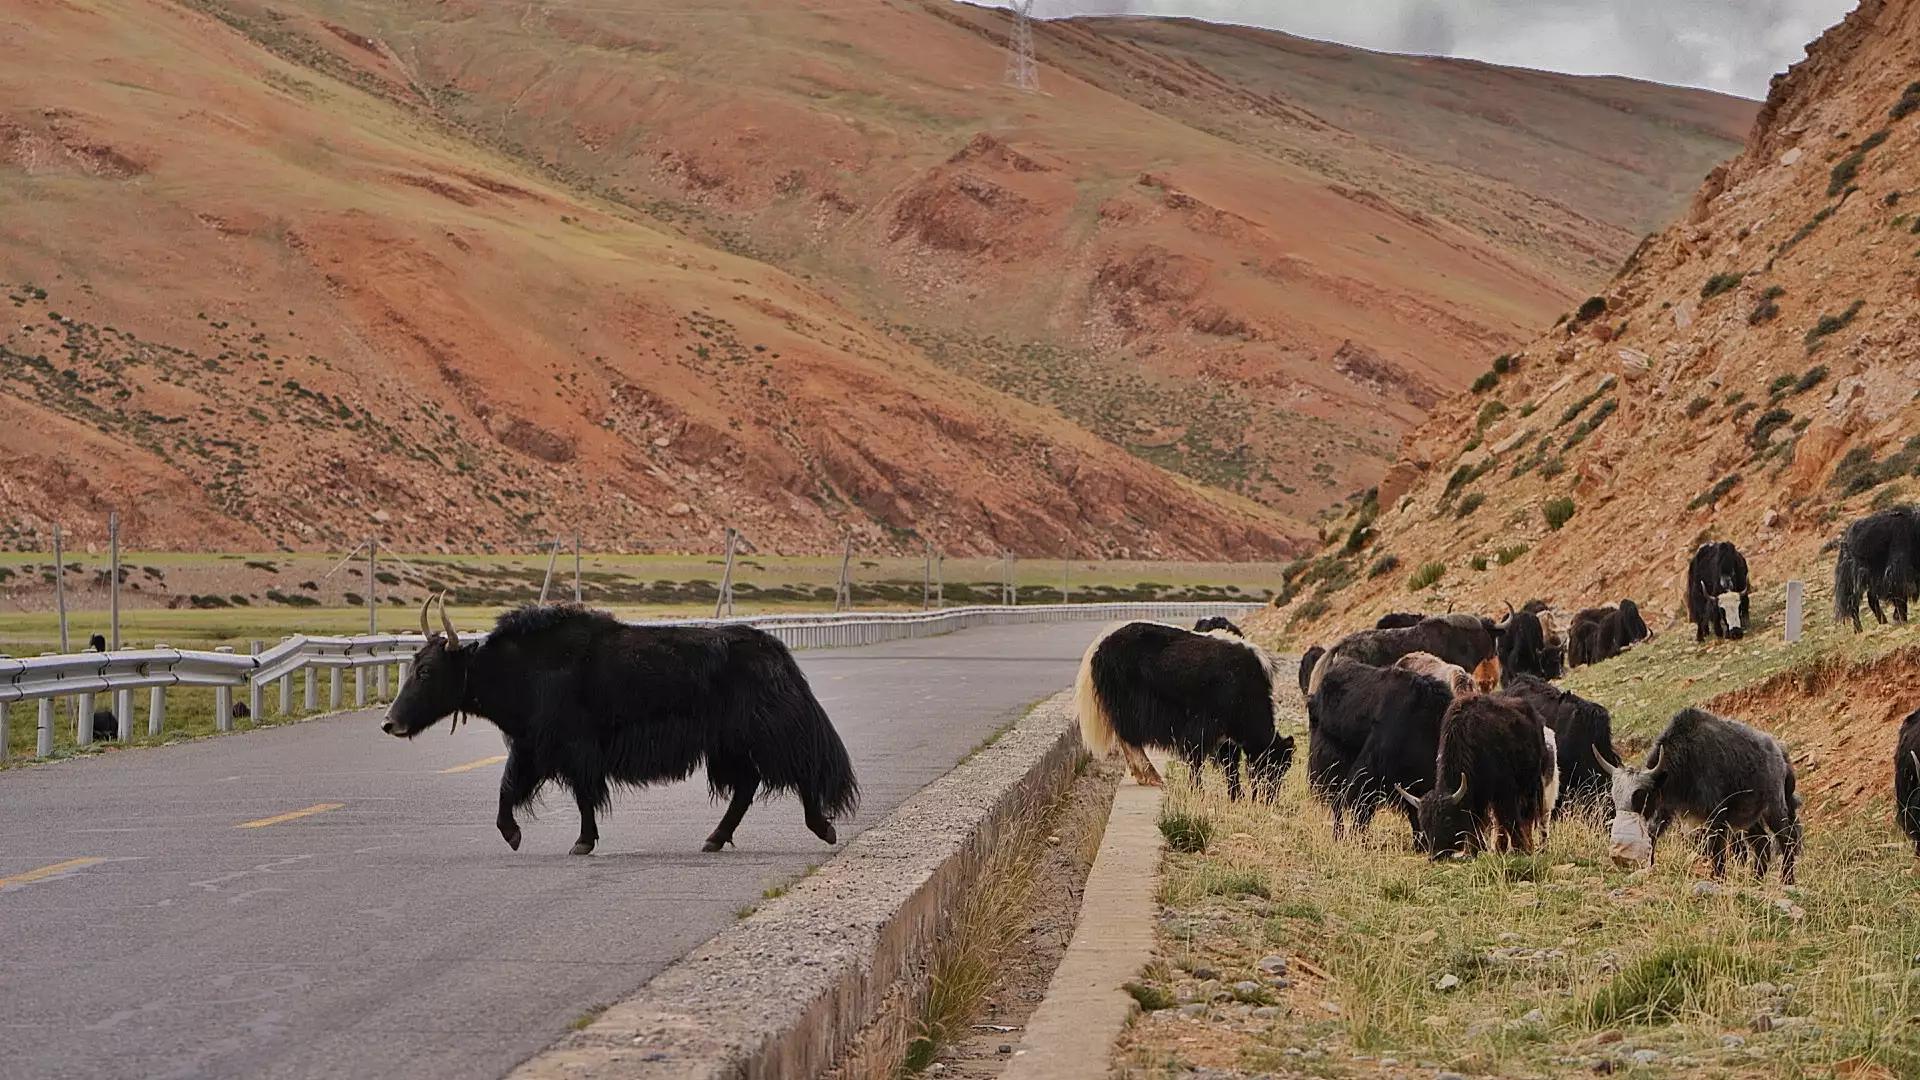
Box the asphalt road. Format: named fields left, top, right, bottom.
left=0, top=621, right=1104, bottom=1080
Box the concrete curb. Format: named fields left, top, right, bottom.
left=510, top=689, right=1086, bottom=1080
left=1002, top=763, right=1166, bottom=1080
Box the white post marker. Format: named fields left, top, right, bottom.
left=148, top=686, right=165, bottom=737
left=1785, top=580, right=1804, bottom=643
left=115, top=688, right=133, bottom=742
left=37, top=698, right=53, bottom=758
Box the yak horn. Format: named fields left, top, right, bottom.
left=1592, top=745, right=1619, bottom=776
left=1394, top=783, right=1422, bottom=810
left=1447, top=775, right=1469, bottom=804
left=1909, top=750, right=1918, bottom=780
left=418, top=595, right=433, bottom=638
left=1646, top=744, right=1663, bottom=772
left=437, top=592, right=460, bottom=649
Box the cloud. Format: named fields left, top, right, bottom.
left=1017, top=0, right=1858, bottom=98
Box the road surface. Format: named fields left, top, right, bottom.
left=0, top=621, right=1105, bottom=1080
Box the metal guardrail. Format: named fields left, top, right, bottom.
left=0, top=601, right=1261, bottom=762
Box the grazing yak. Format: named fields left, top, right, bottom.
left=1394, top=651, right=1476, bottom=697
left=1596, top=708, right=1801, bottom=882
left=1494, top=605, right=1563, bottom=685
left=383, top=598, right=859, bottom=855
left=90, top=709, right=118, bottom=741
left=88, top=634, right=107, bottom=653
left=1688, top=541, right=1752, bottom=642
left=1375, top=612, right=1426, bottom=630
left=1311, top=614, right=1501, bottom=695
left=1400, top=695, right=1554, bottom=857
left=1897, top=709, right=1920, bottom=857
left=1835, top=506, right=1919, bottom=631
left=1306, top=655, right=1452, bottom=835
left=1566, top=601, right=1650, bottom=668
left=1497, top=675, right=1618, bottom=816
left=1077, top=621, right=1293, bottom=800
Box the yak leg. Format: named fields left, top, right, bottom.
left=703, top=777, right=760, bottom=853
left=1777, top=815, right=1803, bottom=884
left=569, top=776, right=608, bottom=856
left=1896, top=595, right=1911, bottom=624
left=800, top=788, right=838, bottom=846
left=1741, top=824, right=1773, bottom=880
left=496, top=745, right=539, bottom=852
left=1868, top=594, right=1889, bottom=625
left=1704, top=818, right=1732, bottom=879
left=1181, top=741, right=1210, bottom=791
left=1214, top=742, right=1243, bottom=802
left=1120, top=744, right=1164, bottom=787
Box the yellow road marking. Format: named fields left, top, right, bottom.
left=440, top=754, right=508, bottom=775
left=0, top=857, right=105, bottom=891
left=236, top=803, right=344, bottom=829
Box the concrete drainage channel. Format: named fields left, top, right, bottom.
left=512, top=689, right=1090, bottom=1080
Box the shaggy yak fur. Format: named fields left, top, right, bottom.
left=1407, top=695, right=1553, bottom=858
left=1566, top=601, right=1649, bottom=668
left=1375, top=612, right=1426, bottom=630
left=383, top=602, right=858, bottom=855
left=1495, top=608, right=1563, bottom=684
left=1496, top=675, right=1619, bottom=817
left=1835, top=506, right=1920, bottom=631
left=1306, top=655, right=1452, bottom=836
left=1297, top=645, right=1327, bottom=697
left=1076, top=621, right=1293, bottom=801
left=1312, top=613, right=1500, bottom=695
left=1192, top=615, right=1246, bottom=637
left=1687, top=541, right=1751, bottom=642
left=1897, top=709, right=1920, bottom=857
left=1597, top=708, right=1801, bottom=881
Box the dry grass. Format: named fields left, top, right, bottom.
left=1120, top=754, right=1920, bottom=1078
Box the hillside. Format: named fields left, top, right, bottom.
left=1263, top=0, right=1920, bottom=636
left=0, top=0, right=1747, bottom=553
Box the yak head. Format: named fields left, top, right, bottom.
left=1398, top=775, right=1475, bottom=859
left=1257, top=735, right=1297, bottom=796
left=1618, top=600, right=1650, bottom=644
left=382, top=594, right=475, bottom=739
left=1717, top=592, right=1746, bottom=639
left=1593, top=744, right=1662, bottom=867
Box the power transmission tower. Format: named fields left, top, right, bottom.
left=1003, top=0, right=1039, bottom=92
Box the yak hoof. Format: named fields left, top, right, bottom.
left=500, top=824, right=522, bottom=851
left=701, top=837, right=730, bottom=853
left=809, top=821, right=838, bottom=845
left=570, top=841, right=595, bottom=856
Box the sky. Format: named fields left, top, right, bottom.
left=1014, top=1, right=1859, bottom=99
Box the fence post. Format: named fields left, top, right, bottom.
left=248, top=640, right=263, bottom=722
left=76, top=691, right=94, bottom=746
left=376, top=656, right=390, bottom=699
left=354, top=666, right=367, bottom=708
left=835, top=535, right=853, bottom=612
left=539, top=536, right=562, bottom=604
left=109, top=510, right=121, bottom=650
left=38, top=698, right=53, bottom=757
left=1785, top=580, right=1804, bottom=643
left=715, top=528, right=738, bottom=619
left=115, top=688, right=133, bottom=742
left=367, top=536, right=379, bottom=635
left=148, top=686, right=165, bottom=737
left=279, top=672, right=292, bottom=716
left=53, top=524, right=69, bottom=653
left=305, top=667, right=318, bottom=711
left=329, top=667, right=342, bottom=710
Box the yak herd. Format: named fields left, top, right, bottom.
left=1080, top=506, right=1920, bottom=882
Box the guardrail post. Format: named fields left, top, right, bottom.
left=1, top=701, right=8, bottom=763
left=38, top=698, right=53, bottom=757
left=148, top=686, right=165, bottom=737
left=115, top=688, right=133, bottom=742
left=376, top=657, right=390, bottom=700
left=305, top=668, right=318, bottom=712
left=76, top=691, right=95, bottom=746
left=248, top=640, right=264, bottom=723
left=354, top=667, right=367, bottom=708
left=329, top=668, right=343, bottom=710
left=215, top=646, right=234, bottom=732
left=279, top=673, right=292, bottom=716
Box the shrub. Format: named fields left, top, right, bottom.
left=1455, top=493, right=1486, bottom=519
left=1538, top=456, right=1567, bottom=480
left=1159, top=810, right=1214, bottom=853
left=1767, top=373, right=1796, bottom=396
left=1829, top=149, right=1868, bottom=196
left=1471, top=371, right=1499, bottom=394
left=1124, top=982, right=1177, bottom=1012
left=1830, top=436, right=1920, bottom=496
left=1475, top=400, right=1509, bottom=431
left=1288, top=597, right=1331, bottom=626
left=1408, top=562, right=1446, bottom=591
left=1563, top=399, right=1617, bottom=451
left=1748, top=408, right=1794, bottom=449
left=1494, top=544, right=1529, bottom=566
left=1793, top=365, right=1829, bottom=394
left=1781, top=206, right=1835, bottom=254
left=1805, top=300, right=1865, bottom=349
left=1685, top=396, right=1712, bottom=419
left=1343, top=522, right=1374, bottom=554
left=266, top=589, right=320, bottom=607
left=1687, top=473, right=1742, bottom=510
left=1543, top=497, right=1575, bottom=531
left=1576, top=296, right=1607, bottom=322
left=1731, top=401, right=1759, bottom=422
left=1558, top=384, right=1607, bottom=426
left=1699, top=272, right=1744, bottom=300
left=1367, top=553, right=1401, bottom=579
left=1895, top=81, right=1920, bottom=120
left=1469, top=554, right=1489, bottom=571
left=1492, top=353, right=1514, bottom=374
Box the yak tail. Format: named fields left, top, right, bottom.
left=1305, top=647, right=1335, bottom=698
left=754, top=638, right=859, bottom=820
left=1834, top=543, right=1863, bottom=625
left=1076, top=627, right=1119, bottom=759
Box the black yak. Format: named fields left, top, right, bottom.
left=1896, top=709, right=1920, bottom=857
left=1311, top=613, right=1500, bottom=695
left=1192, top=615, right=1245, bottom=638
left=1596, top=708, right=1800, bottom=882
left=88, top=634, right=106, bottom=653
left=1497, top=675, right=1618, bottom=816
left=1566, top=601, right=1649, bottom=667
left=1401, top=695, right=1553, bottom=858
left=1835, top=506, right=1919, bottom=632
left=1076, top=621, right=1293, bottom=800
left=1306, top=655, right=1451, bottom=835
left=91, top=709, right=118, bottom=741
left=383, top=598, right=858, bottom=855
left=1296, top=646, right=1326, bottom=697
left=1494, top=606, right=1563, bottom=684
left=1375, top=612, right=1425, bottom=630
left=1687, top=541, right=1751, bottom=642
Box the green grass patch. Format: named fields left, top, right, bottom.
left=1408, top=562, right=1446, bottom=591
left=1160, top=809, right=1215, bottom=854
left=1699, top=272, right=1744, bottom=300
left=1543, top=497, right=1575, bottom=531
left=1805, top=300, right=1865, bottom=349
